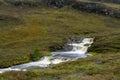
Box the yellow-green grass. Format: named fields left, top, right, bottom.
left=0, top=52, right=120, bottom=80
left=0, top=7, right=120, bottom=67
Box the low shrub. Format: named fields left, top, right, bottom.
left=30, top=49, right=44, bottom=61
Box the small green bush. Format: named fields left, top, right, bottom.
left=30, top=49, right=44, bottom=61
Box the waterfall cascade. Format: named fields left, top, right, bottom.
left=0, top=38, right=94, bottom=73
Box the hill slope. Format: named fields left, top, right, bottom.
left=0, top=0, right=120, bottom=79
left=0, top=4, right=120, bottom=67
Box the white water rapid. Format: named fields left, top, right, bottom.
left=0, top=38, right=94, bottom=73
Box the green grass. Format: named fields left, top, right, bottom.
left=0, top=52, right=120, bottom=80
left=0, top=6, right=120, bottom=67
left=0, top=1, right=119, bottom=79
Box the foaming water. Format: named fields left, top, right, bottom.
left=0, top=38, right=94, bottom=73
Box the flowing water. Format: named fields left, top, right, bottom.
left=0, top=38, right=94, bottom=73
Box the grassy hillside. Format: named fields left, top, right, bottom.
left=0, top=1, right=120, bottom=67
left=0, top=6, right=120, bottom=67
left=0, top=52, right=120, bottom=80
left=0, top=0, right=120, bottom=79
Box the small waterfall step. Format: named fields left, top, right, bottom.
left=0, top=38, right=94, bottom=73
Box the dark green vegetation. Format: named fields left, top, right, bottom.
left=0, top=0, right=120, bottom=79
left=30, top=49, right=50, bottom=61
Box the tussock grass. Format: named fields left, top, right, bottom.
left=0, top=53, right=120, bottom=80
left=0, top=6, right=120, bottom=67
left=0, top=0, right=119, bottom=79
